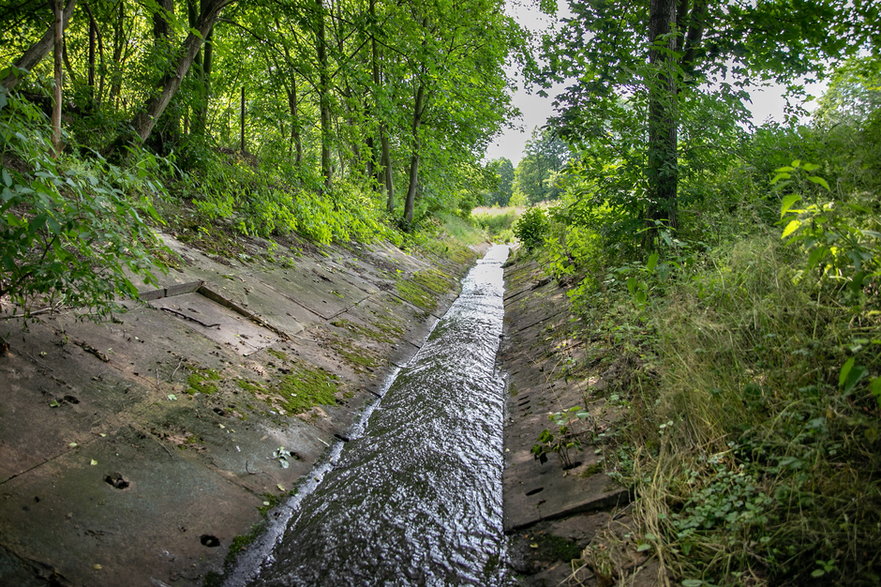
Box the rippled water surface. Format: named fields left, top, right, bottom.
left=239, top=245, right=510, bottom=586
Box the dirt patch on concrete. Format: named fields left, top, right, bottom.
left=0, top=233, right=482, bottom=585
left=499, top=254, right=660, bottom=586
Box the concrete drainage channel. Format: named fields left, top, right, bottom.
left=0, top=233, right=481, bottom=586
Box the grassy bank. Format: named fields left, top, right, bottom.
left=514, top=88, right=881, bottom=584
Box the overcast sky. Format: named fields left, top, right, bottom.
left=485, top=2, right=827, bottom=165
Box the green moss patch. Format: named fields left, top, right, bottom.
left=236, top=378, right=264, bottom=392
left=413, top=267, right=454, bottom=293
left=186, top=367, right=221, bottom=395
left=330, top=318, right=394, bottom=344
left=396, top=278, right=438, bottom=312
left=338, top=346, right=381, bottom=372
left=266, top=348, right=288, bottom=361
left=272, top=364, right=339, bottom=414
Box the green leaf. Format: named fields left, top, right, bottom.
left=779, top=194, right=801, bottom=217
left=770, top=172, right=790, bottom=185
left=646, top=252, right=659, bottom=273
left=774, top=166, right=796, bottom=173
left=781, top=219, right=802, bottom=238
left=807, top=246, right=829, bottom=267
left=802, top=162, right=820, bottom=172
left=839, top=358, right=855, bottom=388
left=807, top=175, right=830, bottom=190
left=682, top=579, right=704, bottom=586
left=870, top=377, right=881, bottom=397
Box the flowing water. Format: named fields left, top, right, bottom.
left=230, top=245, right=510, bottom=586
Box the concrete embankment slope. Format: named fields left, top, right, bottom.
left=499, top=254, right=658, bottom=586
left=0, top=232, right=482, bottom=586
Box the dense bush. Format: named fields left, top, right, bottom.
left=0, top=95, right=166, bottom=322
left=512, top=206, right=549, bottom=250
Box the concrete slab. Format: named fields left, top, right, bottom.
left=0, top=426, right=262, bottom=587
left=149, top=291, right=278, bottom=355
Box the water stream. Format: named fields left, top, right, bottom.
left=229, top=245, right=510, bottom=586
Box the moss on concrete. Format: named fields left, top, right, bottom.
left=272, top=364, right=339, bottom=414
left=187, top=367, right=221, bottom=395
left=330, top=319, right=394, bottom=344
left=266, top=348, right=288, bottom=361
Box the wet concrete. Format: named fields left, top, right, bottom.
left=0, top=232, right=482, bottom=586
left=499, top=254, right=656, bottom=586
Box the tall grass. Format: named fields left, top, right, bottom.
left=471, top=206, right=522, bottom=242
left=576, top=228, right=881, bottom=584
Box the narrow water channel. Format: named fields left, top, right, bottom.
left=232, top=245, right=511, bottom=586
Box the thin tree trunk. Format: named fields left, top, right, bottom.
left=646, top=0, right=679, bottom=232
left=52, top=0, right=64, bottom=156
left=109, top=1, right=124, bottom=108
left=132, top=0, right=231, bottom=143
left=1, top=0, right=76, bottom=90
left=380, top=130, right=394, bottom=212
left=239, top=86, right=246, bottom=152
left=316, top=0, right=332, bottom=189
left=369, top=0, right=394, bottom=212
left=403, top=81, right=425, bottom=227
left=191, top=29, right=213, bottom=135
left=87, top=7, right=96, bottom=100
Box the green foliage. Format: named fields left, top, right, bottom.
left=528, top=55, right=881, bottom=583
left=483, top=158, right=515, bottom=206
left=512, top=128, right=568, bottom=205
left=512, top=206, right=549, bottom=251
left=181, top=143, right=392, bottom=244
left=0, top=95, right=166, bottom=320
left=775, top=161, right=881, bottom=296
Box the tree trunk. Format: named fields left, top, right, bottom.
left=109, top=1, right=124, bottom=108
left=380, top=129, right=394, bottom=213
left=315, top=0, right=333, bottom=189
left=287, top=82, right=302, bottom=164
left=403, top=81, right=425, bottom=227
left=52, top=0, right=64, bottom=156
left=239, top=86, right=246, bottom=153
left=369, top=0, right=394, bottom=212
left=191, top=29, right=213, bottom=135
left=646, top=0, right=679, bottom=232
left=87, top=7, right=96, bottom=101
left=1, top=0, right=76, bottom=90
left=132, top=0, right=231, bottom=143
left=153, top=0, right=173, bottom=38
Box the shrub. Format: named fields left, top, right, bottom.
left=513, top=206, right=549, bottom=250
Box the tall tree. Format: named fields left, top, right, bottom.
left=132, top=0, right=234, bottom=143
left=542, top=0, right=860, bottom=241
left=1, top=0, right=77, bottom=90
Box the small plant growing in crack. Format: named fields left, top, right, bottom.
left=531, top=406, right=590, bottom=470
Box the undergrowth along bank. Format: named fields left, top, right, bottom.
left=512, top=59, right=881, bottom=585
